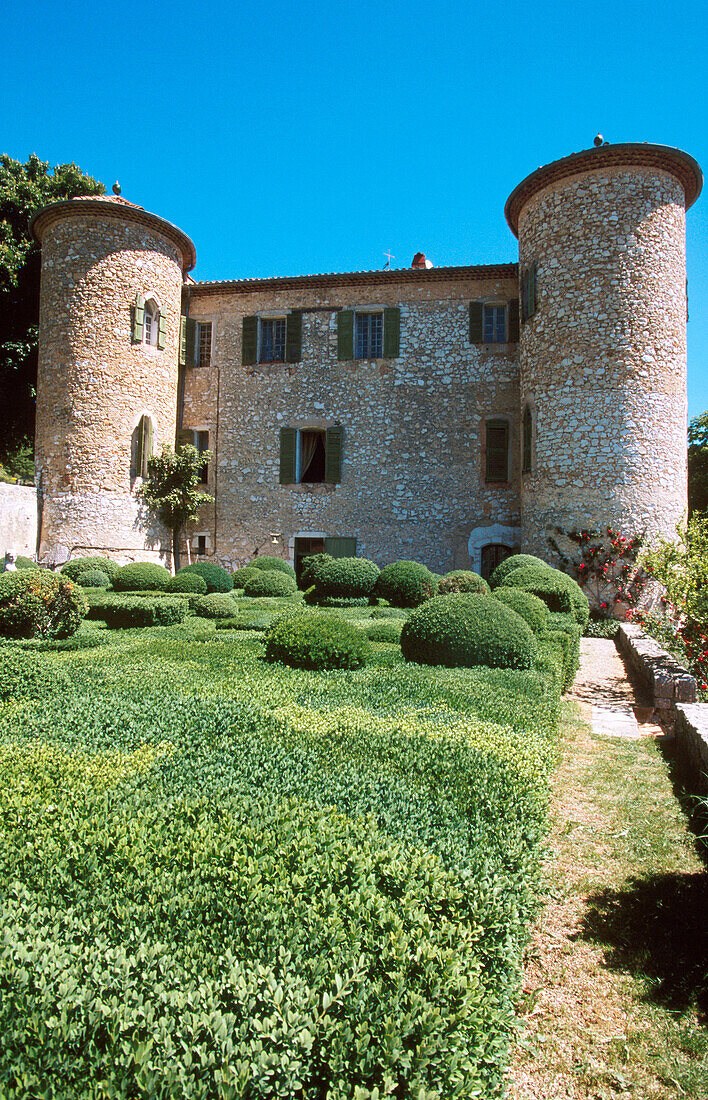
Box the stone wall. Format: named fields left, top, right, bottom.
left=518, top=165, right=689, bottom=558
left=184, top=270, right=522, bottom=572
left=0, top=484, right=38, bottom=558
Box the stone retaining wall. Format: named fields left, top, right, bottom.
left=0, top=483, right=38, bottom=557
left=674, top=704, right=708, bottom=791
left=615, top=622, right=697, bottom=718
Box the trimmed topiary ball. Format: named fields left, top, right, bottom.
left=247, top=556, right=296, bottom=578
left=372, top=561, right=438, bottom=608
left=488, top=554, right=549, bottom=589
left=265, top=611, right=371, bottom=670
left=243, top=571, right=298, bottom=598
left=231, top=566, right=262, bottom=589
left=76, top=569, right=110, bottom=589
left=492, top=587, right=550, bottom=635
left=0, top=571, right=88, bottom=639
left=308, top=557, right=380, bottom=601
left=191, top=593, right=240, bottom=619
left=15, top=556, right=37, bottom=570
left=299, top=553, right=334, bottom=590
left=61, top=555, right=120, bottom=583
left=113, top=562, right=172, bottom=592
left=438, top=570, right=490, bottom=596
left=400, top=593, right=537, bottom=670
left=167, top=572, right=208, bottom=594
left=499, top=563, right=589, bottom=626
left=177, top=563, right=234, bottom=593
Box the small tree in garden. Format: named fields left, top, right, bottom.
left=688, top=410, right=708, bottom=516
left=547, top=526, right=645, bottom=616
left=137, top=444, right=213, bottom=566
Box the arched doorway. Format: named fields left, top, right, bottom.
left=481, top=543, right=514, bottom=581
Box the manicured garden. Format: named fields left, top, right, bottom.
left=0, top=553, right=588, bottom=1098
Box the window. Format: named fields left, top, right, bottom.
left=481, top=544, right=513, bottom=581
left=143, top=301, right=158, bottom=346
left=522, top=404, right=533, bottom=474
left=483, top=304, right=507, bottom=343
left=197, top=322, right=212, bottom=368
left=294, top=536, right=357, bottom=583
left=196, top=534, right=207, bottom=556
left=337, top=308, right=400, bottom=359
left=194, top=430, right=210, bottom=483
left=469, top=300, right=519, bottom=344
left=260, top=318, right=286, bottom=363
left=131, top=414, right=154, bottom=480
left=133, top=295, right=166, bottom=349
left=521, top=262, right=538, bottom=322
left=179, top=318, right=212, bottom=368
left=279, top=425, right=344, bottom=485
left=485, top=418, right=510, bottom=483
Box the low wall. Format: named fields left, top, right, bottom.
left=615, top=622, right=697, bottom=720
left=0, top=483, right=37, bottom=558
left=674, top=705, right=708, bottom=792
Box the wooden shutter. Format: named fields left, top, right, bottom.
left=324, top=424, right=344, bottom=484
left=242, top=315, right=258, bottom=365
left=132, top=294, right=145, bottom=343
left=337, top=310, right=354, bottom=359
left=179, top=316, right=196, bottom=367
left=285, top=310, right=302, bottom=363
left=177, top=427, right=193, bottom=448
left=157, top=308, right=167, bottom=349
left=324, top=537, right=357, bottom=558
left=485, top=419, right=509, bottom=483
left=136, top=414, right=153, bottom=478
left=383, top=307, right=400, bottom=357
left=469, top=301, right=483, bottom=343
left=508, top=299, right=520, bottom=342
left=522, top=405, right=532, bottom=474
left=279, top=427, right=297, bottom=483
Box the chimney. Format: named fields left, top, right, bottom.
left=411, top=252, right=433, bottom=269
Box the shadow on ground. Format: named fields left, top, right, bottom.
left=580, top=872, right=708, bottom=1015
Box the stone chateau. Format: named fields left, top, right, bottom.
left=28, top=141, right=702, bottom=580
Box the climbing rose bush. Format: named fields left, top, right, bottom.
left=547, top=525, right=645, bottom=615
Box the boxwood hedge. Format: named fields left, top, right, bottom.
left=438, top=569, right=490, bottom=596
left=177, top=563, right=234, bottom=593
left=113, top=562, right=172, bottom=592
left=246, top=555, right=296, bottom=578
left=61, top=555, right=120, bottom=583
left=102, top=597, right=188, bottom=629
left=0, top=571, right=88, bottom=639
left=401, top=593, right=537, bottom=670
left=372, top=560, right=438, bottom=607
left=243, top=571, right=298, bottom=598
left=265, top=611, right=372, bottom=670
left=488, top=553, right=549, bottom=588
left=305, top=556, right=380, bottom=601
left=167, top=572, right=208, bottom=594
left=493, top=587, right=550, bottom=635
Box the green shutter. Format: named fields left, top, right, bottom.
left=242, top=315, right=258, bottom=365
left=144, top=416, right=154, bottom=476
left=132, top=294, right=145, bottom=343
left=383, top=307, right=400, bottom=357
left=337, top=310, right=354, bottom=359
left=508, top=299, right=520, bottom=342
left=157, top=307, right=167, bottom=350
left=136, top=414, right=153, bottom=477
left=324, top=537, right=357, bottom=558
left=485, top=419, right=509, bottom=483
left=177, top=427, right=193, bottom=449
left=324, top=424, right=344, bottom=484
left=279, top=427, right=297, bottom=484
left=286, top=311, right=302, bottom=363
left=469, top=301, right=483, bottom=343
left=184, top=318, right=197, bottom=368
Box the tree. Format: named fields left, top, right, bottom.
left=136, top=444, right=214, bottom=566
left=688, top=410, right=708, bottom=516
left=0, top=153, right=104, bottom=457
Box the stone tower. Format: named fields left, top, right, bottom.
left=30, top=195, right=195, bottom=565
left=505, top=143, right=702, bottom=557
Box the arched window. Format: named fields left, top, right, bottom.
left=133, top=294, right=166, bottom=349
left=522, top=404, right=533, bottom=474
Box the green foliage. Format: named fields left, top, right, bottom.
left=361, top=619, right=404, bottom=644
left=546, top=613, right=581, bottom=690
left=299, top=553, right=334, bottom=590
left=493, top=587, right=550, bottom=635
left=401, top=593, right=538, bottom=670
left=372, top=560, right=438, bottom=608
left=0, top=570, right=87, bottom=638
left=113, top=562, right=172, bottom=592
left=0, top=153, right=105, bottom=450
left=231, top=566, right=262, bottom=589
left=369, top=606, right=409, bottom=620
left=61, top=555, right=120, bottom=582
left=76, top=569, right=110, bottom=589
left=305, top=556, right=380, bottom=601
left=243, top=571, right=298, bottom=598
left=166, top=572, right=208, bottom=594
left=191, top=594, right=240, bottom=619
left=178, top=562, right=233, bottom=593
left=102, top=597, right=188, bottom=629
left=265, top=611, right=372, bottom=670
left=311, top=595, right=370, bottom=608
left=136, top=444, right=214, bottom=560
left=498, top=564, right=573, bottom=614
left=0, top=647, right=70, bottom=701
left=247, top=555, right=296, bottom=578
left=14, top=555, right=36, bottom=570
left=688, top=410, right=708, bottom=516
left=489, top=554, right=549, bottom=588
left=0, top=441, right=34, bottom=484
left=584, top=617, right=619, bottom=639
left=438, top=569, right=490, bottom=596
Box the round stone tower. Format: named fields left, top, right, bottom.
left=30, top=195, right=195, bottom=565
left=505, top=142, right=702, bottom=557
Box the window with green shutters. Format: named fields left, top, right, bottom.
left=337, top=308, right=400, bottom=359
left=485, top=418, right=510, bottom=483
left=469, top=300, right=519, bottom=344
left=242, top=313, right=302, bottom=365
left=279, top=425, right=344, bottom=485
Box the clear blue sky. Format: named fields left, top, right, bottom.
left=5, top=0, right=708, bottom=416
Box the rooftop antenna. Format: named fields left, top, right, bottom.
left=383, top=249, right=395, bottom=269
left=112, top=181, right=122, bottom=195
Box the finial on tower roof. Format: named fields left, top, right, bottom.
left=112, top=181, right=121, bottom=195
left=593, top=134, right=604, bottom=147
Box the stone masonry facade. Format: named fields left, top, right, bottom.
left=27, top=142, right=703, bottom=580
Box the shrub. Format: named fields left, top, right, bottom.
left=498, top=564, right=573, bottom=613
left=492, top=588, right=550, bottom=635
left=584, top=617, right=619, bottom=639
left=373, top=560, right=438, bottom=608
left=313, top=595, right=371, bottom=608
left=231, top=566, right=262, bottom=589
left=243, top=571, right=297, bottom=598
left=113, top=562, right=172, bottom=592
left=0, top=647, right=70, bottom=701
left=61, top=555, right=120, bottom=583
left=177, top=562, right=234, bottom=593
left=15, top=555, right=37, bottom=570
left=401, top=593, right=537, bottom=670
left=166, top=572, right=208, bottom=594
left=488, top=554, right=549, bottom=588
left=369, top=606, right=409, bottom=620
left=0, top=571, right=87, bottom=639
left=438, top=570, right=490, bottom=596
left=307, top=557, right=380, bottom=600
left=76, top=569, right=110, bottom=589
left=191, top=594, right=240, bottom=619
left=546, top=612, right=581, bottom=689
left=247, top=555, right=296, bottom=578
left=363, top=619, right=404, bottom=644
left=265, top=611, right=372, bottom=670
left=102, top=597, right=188, bottom=629
left=214, top=611, right=279, bottom=632
left=299, top=553, right=334, bottom=590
